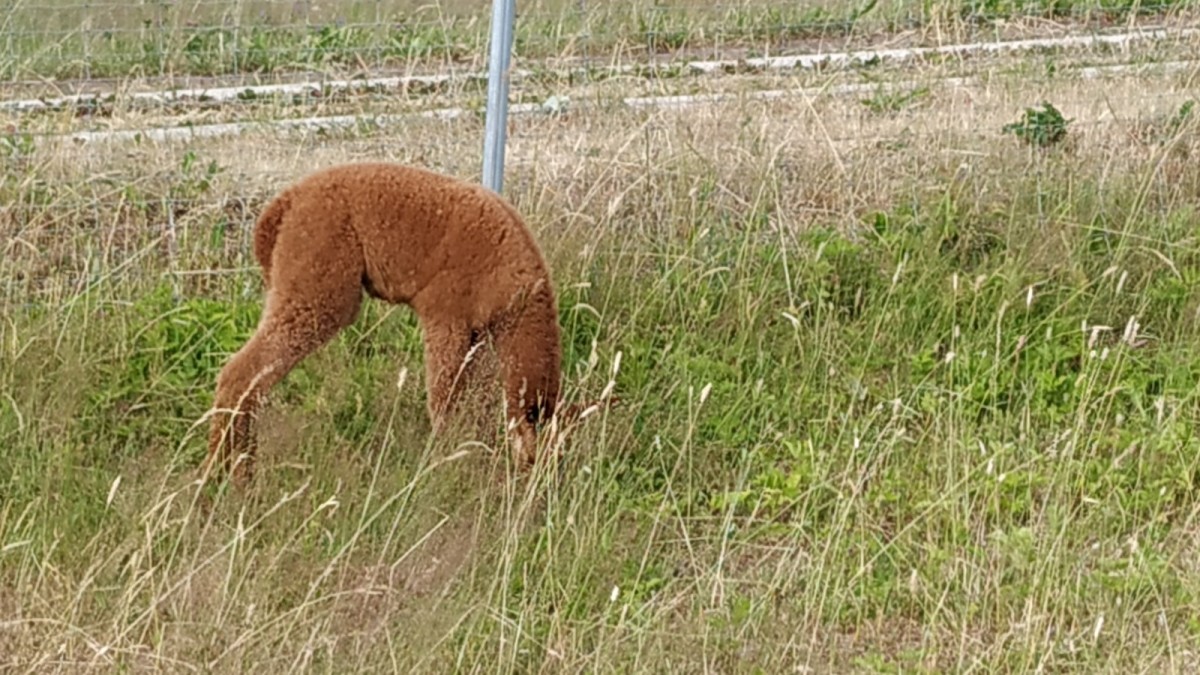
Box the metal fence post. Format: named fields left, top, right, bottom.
left=481, top=0, right=516, bottom=194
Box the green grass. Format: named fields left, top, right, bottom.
left=3, top=95, right=1200, bottom=670
left=1, top=0, right=1197, bottom=81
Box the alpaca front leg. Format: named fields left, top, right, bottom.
left=421, top=320, right=500, bottom=444
left=421, top=319, right=470, bottom=429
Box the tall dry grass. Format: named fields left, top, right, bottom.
left=3, top=41, right=1200, bottom=672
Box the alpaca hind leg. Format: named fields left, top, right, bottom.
left=207, top=322, right=294, bottom=480
left=206, top=293, right=361, bottom=481
left=207, top=239, right=364, bottom=482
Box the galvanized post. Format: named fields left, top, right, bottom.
left=481, top=0, right=516, bottom=194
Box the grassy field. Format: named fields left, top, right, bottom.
left=5, top=4, right=1200, bottom=673
left=2, top=0, right=1199, bottom=81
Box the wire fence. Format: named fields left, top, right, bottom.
left=1, top=0, right=1198, bottom=83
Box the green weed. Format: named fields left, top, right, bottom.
left=1003, top=101, right=1073, bottom=147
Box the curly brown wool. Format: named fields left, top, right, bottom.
left=205, top=162, right=585, bottom=483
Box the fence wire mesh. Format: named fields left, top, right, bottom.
left=1, top=0, right=1198, bottom=82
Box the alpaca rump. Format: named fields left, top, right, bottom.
left=206, top=161, right=581, bottom=481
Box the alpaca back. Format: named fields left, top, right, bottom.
left=312, top=163, right=552, bottom=324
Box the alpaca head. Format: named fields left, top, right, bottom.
left=507, top=394, right=621, bottom=468
left=504, top=386, right=557, bottom=466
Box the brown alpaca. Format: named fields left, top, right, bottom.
left=205, top=161, right=595, bottom=482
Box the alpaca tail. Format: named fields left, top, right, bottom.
left=253, top=193, right=290, bottom=286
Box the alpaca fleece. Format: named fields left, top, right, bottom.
left=206, top=162, right=563, bottom=481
